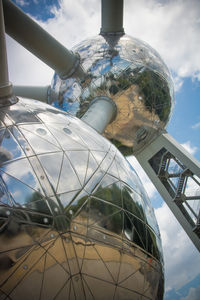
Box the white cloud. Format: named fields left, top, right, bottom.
left=173, top=75, right=184, bottom=92
left=181, top=285, right=200, bottom=300
left=6, top=0, right=200, bottom=89
left=15, top=0, right=29, bottom=7
left=124, top=0, right=200, bottom=82
left=192, top=122, right=200, bottom=129
left=7, top=35, right=53, bottom=86
left=181, top=141, right=198, bottom=155
left=155, top=202, right=200, bottom=291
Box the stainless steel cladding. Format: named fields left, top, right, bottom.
left=0, top=98, right=164, bottom=299
left=50, top=35, right=174, bottom=155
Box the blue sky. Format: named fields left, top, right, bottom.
left=7, top=0, right=200, bottom=299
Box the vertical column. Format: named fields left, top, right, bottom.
left=135, top=131, right=200, bottom=252
left=0, top=0, right=12, bottom=99
left=100, top=0, right=124, bottom=35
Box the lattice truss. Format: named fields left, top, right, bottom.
left=0, top=99, right=163, bottom=300
left=149, top=148, right=200, bottom=237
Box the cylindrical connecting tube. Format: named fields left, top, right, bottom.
left=81, top=96, right=117, bottom=134
left=3, top=0, right=85, bottom=80
left=100, top=0, right=124, bottom=35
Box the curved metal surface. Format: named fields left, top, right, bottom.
left=49, top=34, right=174, bottom=155
left=0, top=98, right=164, bottom=299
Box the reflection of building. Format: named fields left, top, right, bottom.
left=50, top=35, right=174, bottom=155
left=0, top=99, right=164, bottom=299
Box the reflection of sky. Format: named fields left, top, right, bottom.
left=1, top=172, right=39, bottom=207
left=0, top=129, right=25, bottom=163
left=53, top=100, right=80, bottom=115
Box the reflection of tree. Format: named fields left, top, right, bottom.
left=122, top=185, right=146, bottom=221
left=93, top=183, right=122, bottom=207
left=109, top=138, right=133, bottom=156
left=23, top=185, right=162, bottom=261
left=146, top=226, right=161, bottom=261
left=89, top=197, right=122, bottom=234
left=134, top=69, right=171, bottom=122
left=65, top=193, right=88, bottom=218
left=77, top=65, right=171, bottom=126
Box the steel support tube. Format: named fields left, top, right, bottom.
left=13, top=85, right=50, bottom=102
left=100, top=0, right=124, bottom=35
left=81, top=96, right=117, bottom=134
left=3, top=0, right=85, bottom=80
left=0, top=0, right=12, bottom=98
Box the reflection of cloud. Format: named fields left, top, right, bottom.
left=15, top=0, right=29, bottom=7
left=0, top=147, right=12, bottom=164
left=128, top=156, right=157, bottom=198
left=181, top=285, right=200, bottom=300
left=181, top=141, right=198, bottom=155
left=155, top=203, right=200, bottom=291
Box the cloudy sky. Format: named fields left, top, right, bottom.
left=5, top=0, right=200, bottom=299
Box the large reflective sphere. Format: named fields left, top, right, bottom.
left=50, top=35, right=174, bottom=155
left=0, top=98, right=164, bottom=299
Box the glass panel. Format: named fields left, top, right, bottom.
left=8, top=104, right=40, bottom=124
left=56, top=155, right=81, bottom=194
left=66, top=150, right=89, bottom=186
left=19, top=124, right=60, bottom=148
left=122, top=184, right=146, bottom=221
left=58, top=190, right=80, bottom=209
left=84, top=152, right=99, bottom=184
left=19, top=128, right=60, bottom=154
left=84, top=169, right=105, bottom=194
left=93, top=181, right=122, bottom=208
left=89, top=197, right=123, bottom=235
left=0, top=176, right=12, bottom=206
left=1, top=172, right=43, bottom=208
left=90, top=151, right=107, bottom=166
left=1, top=158, right=44, bottom=195
left=38, top=152, right=63, bottom=192
left=45, top=124, right=87, bottom=151
left=11, top=127, right=34, bottom=157
left=107, top=159, right=120, bottom=179
left=128, top=213, right=146, bottom=250
left=25, top=198, right=51, bottom=215
left=0, top=128, right=25, bottom=164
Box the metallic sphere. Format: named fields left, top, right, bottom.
left=0, top=98, right=164, bottom=299
left=50, top=34, right=174, bottom=155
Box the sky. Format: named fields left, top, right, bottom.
left=5, top=0, right=200, bottom=299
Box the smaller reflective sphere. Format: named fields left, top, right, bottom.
left=0, top=98, right=164, bottom=299
left=50, top=34, right=174, bottom=155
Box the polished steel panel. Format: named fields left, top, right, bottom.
left=50, top=35, right=174, bottom=155
left=0, top=98, right=164, bottom=299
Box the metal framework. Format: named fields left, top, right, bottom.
left=135, top=132, right=200, bottom=251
